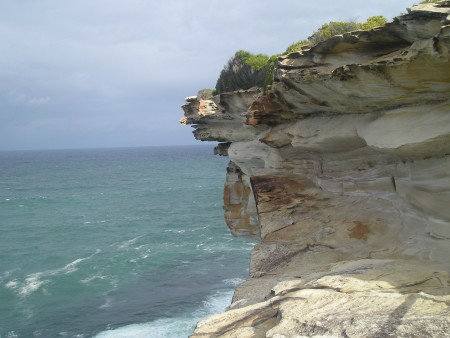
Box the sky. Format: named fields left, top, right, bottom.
left=0, top=0, right=416, bottom=150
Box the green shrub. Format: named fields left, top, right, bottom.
left=308, top=20, right=360, bottom=45
left=307, top=16, right=387, bottom=45
left=215, top=50, right=271, bottom=93
left=235, top=50, right=270, bottom=71
left=284, top=40, right=309, bottom=54
left=214, top=15, right=389, bottom=93
left=360, top=16, right=388, bottom=30
left=197, top=88, right=214, bottom=100
left=263, top=54, right=281, bottom=89
left=283, top=16, right=386, bottom=57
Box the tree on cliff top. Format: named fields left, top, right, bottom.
left=214, top=50, right=271, bottom=93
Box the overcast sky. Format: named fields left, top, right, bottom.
left=0, top=0, right=416, bottom=150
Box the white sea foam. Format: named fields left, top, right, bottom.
left=94, top=288, right=234, bottom=338
left=197, top=289, right=234, bottom=316
left=1, top=269, right=15, bottom=284
left=60, top=249, right=100, bottom=274
left=19, top=273, right=47, bottom=297
left=5, top=279, right=19, bottom=290
left=129, top=250, right=151, bottom=263
left=94, top=318, right=196, bottom=338
left=58, top=331, right=86, bottom=338
left=9, top=275, right=50, bottom=301
left=63, top=257, right=89, bottom=274
left=223, top=277, right=245, bottom=287
left=80, top=274, right=105, bottom=284
left=163, top=229, right=186, bottom=234
left=189, top=225, right=209, bottom=232
left=8, top=250, right=101, bottom=297
left=114, top=236, right=143, bottom=249
left=196, top=243, right=214, bottom=252
left=83, top=219, right=109, bottom=225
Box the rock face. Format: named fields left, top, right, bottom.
left=181, top=2, right=450, bottom=337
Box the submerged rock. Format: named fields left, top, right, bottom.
left=181, top=2, right=450, bottom=337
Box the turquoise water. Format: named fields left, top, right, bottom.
left=0, top=146, right=255, bottom=338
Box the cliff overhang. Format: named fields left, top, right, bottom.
left=181, top=2, right=450, bottom=337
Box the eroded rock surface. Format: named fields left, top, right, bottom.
left=181, top=2, right=450, bottom=337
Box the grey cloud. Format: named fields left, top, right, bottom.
left=0, top=0, right=415, bottom=150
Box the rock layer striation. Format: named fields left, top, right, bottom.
left=181, top=2, right=450, bottom=337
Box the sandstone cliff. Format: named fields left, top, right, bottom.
left=181, top=2, right=450, bottom=337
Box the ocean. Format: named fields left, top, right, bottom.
left=0, top=145, right=255, bottom=338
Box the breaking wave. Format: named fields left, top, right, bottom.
left=94, top=288, right=235, bottom=338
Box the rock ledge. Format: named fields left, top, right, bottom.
left=181, top=2, right=450, bottom=337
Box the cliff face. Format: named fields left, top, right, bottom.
left=181, top=2, right=450, bottom=337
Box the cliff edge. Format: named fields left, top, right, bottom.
left=181, top=2, right=450, bottom=337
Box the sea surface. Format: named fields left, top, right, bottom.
left=0, top=145, right=255, bottom=338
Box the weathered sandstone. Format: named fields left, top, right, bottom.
left=181, top=2, right=450, bottom=337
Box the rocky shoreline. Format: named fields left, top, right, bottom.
left=181, top=2, right=450, bottom=337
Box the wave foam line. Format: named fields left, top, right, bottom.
left=4, top=249, right=101, bottom=297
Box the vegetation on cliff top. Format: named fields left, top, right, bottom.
left=214, top=16, right=388, bottom=93
left=215, top=51, right=280, bottom=93
left=214, top=51, right=270, bottom=93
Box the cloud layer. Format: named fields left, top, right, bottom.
left=0, top=0, right=414, bottom=150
